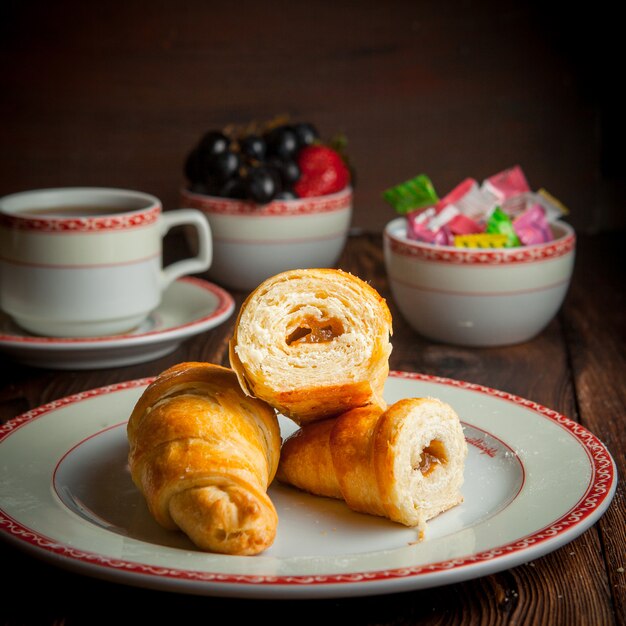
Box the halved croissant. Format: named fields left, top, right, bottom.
left=276, top=397, right=467, bottom=532
left=229, top=268, right=393, bottom=425
left=127, top=362, right=281, bottom=556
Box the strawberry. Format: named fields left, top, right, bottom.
left=294, top=145, right=350, bottom=198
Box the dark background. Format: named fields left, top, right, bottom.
left=1, top=0, right=622, bottom=234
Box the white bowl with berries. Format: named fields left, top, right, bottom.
left=180, top=121, right=353, bottom=291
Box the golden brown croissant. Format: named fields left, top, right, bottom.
left=127, top=361, right=281, bottom=556
left=276, top=397, right=467, bottom=533
left=229, top=268, right=393, bottom=425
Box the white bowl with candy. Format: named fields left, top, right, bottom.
left=180, top=120, right=353, bottom=291
left=383, top=167, right=576, bottom=347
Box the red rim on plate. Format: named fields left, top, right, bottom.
left=0, top=371, right=616, bottom=594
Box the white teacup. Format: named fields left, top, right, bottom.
left=0, top=187, right=212, bottom=338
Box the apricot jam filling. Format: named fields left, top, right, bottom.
left=414, top=440, right=447, bottom=476
left=286, top=315, right=345, bottom=345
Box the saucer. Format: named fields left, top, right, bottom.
left=0, top=277, right=235, bottom=369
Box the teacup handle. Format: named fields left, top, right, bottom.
left=159, top=209, right=212, bottom=288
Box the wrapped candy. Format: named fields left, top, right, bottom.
left=429, top=204, right=459, bottom=230
left=454, top=233, right=509, bottom=248
left=407, top=207, right=453, bottom=245
left=513, top=204, right=553, bottom=245
left=482, top=165, right=530, bottom=202
left=437, top=178, right=497, bottom=223
left=486, top=207, right=521, bottom=247
left=385, top=165, right=569, bottom=248
left=408, top=221, right=453, bottom=245
left=436, top=178, right=476, bottom=210
left=406, top=207, right=435, bottom=239
left=538, top=188, right=569, bottom=219
left=448, top=213, right=483, bottom=236
left=383, top=174, right=438, bottom=214
left=502, top=189, right=568, bottom=223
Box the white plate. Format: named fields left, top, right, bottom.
left=0, top=277, right=234, bottom=369
left=0, top=372, right=616, bottom=599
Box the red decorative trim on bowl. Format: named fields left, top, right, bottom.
left=386, top=230, right=575, bottom=265
left=0, top=206, right=160, bottom=233
left=180, top=187, right=352, bottom=216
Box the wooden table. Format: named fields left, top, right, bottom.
left=0, top=231, right=623, bottom=625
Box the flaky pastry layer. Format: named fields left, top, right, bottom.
left=277, top=397, right=467, bottom=533
left=127, top=362, right=281, bottom=556
left=229, top=268, right=393, bottom=425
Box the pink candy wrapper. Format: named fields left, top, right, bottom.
left=408, top=221, right=453, bottom=245
left=437, top=178, right=497, bottom=223
left=407, top=207, right=453, bottom=245
left=449, top=213, right=483, bottom=235
left=436, top=178, right=476, bottom=210
left=513, top=204, right=553, bottom=245
left=482, top=165, right=530, bottom=202
left=407, top=207, right=434, bottom=240
left=502, top=190, right=568, bottom=222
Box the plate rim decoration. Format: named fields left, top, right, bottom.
left=0, top=371, right=617, bottom=599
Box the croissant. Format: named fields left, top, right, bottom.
left=127, top=362, right=281, bottom=556
left=229, top=268, right=393, bottom=425
left=276, top=397, right=467, bottom=532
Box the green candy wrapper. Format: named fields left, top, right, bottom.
left=383, top=174, right=439, bottom=214
left=486, top=207, right=521, bottom=247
